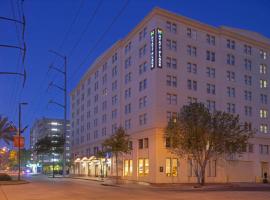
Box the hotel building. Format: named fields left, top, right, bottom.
left=70, top=8, right=270, bottom=183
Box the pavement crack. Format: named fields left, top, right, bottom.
left=0, top=186, right=8, bottom=200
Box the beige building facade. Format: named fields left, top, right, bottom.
left=70, top=8, right=270, bottom=183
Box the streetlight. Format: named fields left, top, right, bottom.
left=18, top=102, right=28, bottom=181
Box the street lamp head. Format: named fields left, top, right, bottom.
left=20, top=102, right=28, bottom=106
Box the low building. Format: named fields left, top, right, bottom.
left=70, top=7, right=270, bottom=183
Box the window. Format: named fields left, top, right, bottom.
left=166, top=39, right=177, bottom=51
left=166, top=111, right=177, bottom=122
left=260, top=109, right=268, bottom=118
left=94, top=70, right=99, bottom=79
left=187, top=63, right=197, bottom=74
left=226, top=71, right=235, bottom=81
left=244, top=44, right=252, bottom=55
left=166, top=158, right=178, bottom=176
left=125, top=88, right=131, bottom=99
left=112, top=53, right=117, bottom=63
left=166, top=21, right=177, bottom=33
left=138, top=139, right=143, bottom=149
left=227, top=103, right=236, bottom=114
left=244, top=90, right=252, bottom=101
left=227, top=54, right=235, bottom=65
left=244, top=59, right=252, bottom=71
left=139, top=113, right=147, bottom=125
left=260, top=79, right=268, bottom=89
left=166, top=75, right=177, bottom=87
left=227, top=87, right=236, bottom=97
left=139, top=79, right=147, bottom=91
left=259, top=144, right=269, bottom=155
left=139, top=27, right=147, bottom=41
left=112, top=123, right=117, bottom=134
left=187, top=97, right=197, bottom=104
left=206, top=67, right=215, bottom=78
left=139, top=62, right=147, bottom=74
left=125, top=103, right=131, bottom=114
left=125, top=56, right=131, bottom=68
left=102, top=114, right=107, bottom=123
left=244, top=75, right=252, bottom=86
left=187, top=45, right=197, bottom=56
left=102, top=74, right=107, bottom=85
left=207, top=160, right=217, bottom=177
left=244, top=106, right=252, bottom=116
left=186, top=28, right=197, bottom=39
left=187, top=80, right=197, bottom=91
left=112, top=109, right=117, bottom=119
left=138, top=158, right=149, bottom=176
left=94, top=81, right=98, bottom=91
left=206, top=100, right=216, bottom=112
left=260, top=64, right=267, bottom=74
left=112, top=95, right=118, bottom=105
left=248, top=144, right=254, bottom=153
left=123, top=159, right=133, bottom=176
left=206, top=34, right=215, bottom=45
left=166, top=57, right=177, bottom=69
left=125, top=119, right=131, bottom=130
left=139, top=96, right=147, bottom=108
left=101, top=127, right=107, bottom=137
left=206, top=50, right=215, bottom=62
left=112, top=80, right=117, bottom=91
left=144, top=138, right=149, bottom=148
left=260, top=94, right=268, bottom=104
left=260, top=124, right=268, bottom=134
left=139, top=44, right=147, bottom=58
left=167, top=93, right=177, bottom=105
left=226, top=39, right=235, bottom=49
left=125, top=72, right=132, bottom=84
left=260, top=50, right=267, bottom=60
left=206, top=83, right=215, bottom=95
left=102, top=101, right=107, bottom=111
left=124, top=42, right=132, bottom=54
left=112, top=65, right=118, bottom=77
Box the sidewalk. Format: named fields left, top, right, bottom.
left=68, top=175, right=270, bottom=191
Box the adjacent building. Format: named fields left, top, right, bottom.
left=70, top=8, right=270, bottom=183
left=30, top=117, right=70, bottom=172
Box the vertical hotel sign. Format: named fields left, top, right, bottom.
left=150, top=28, right=163, bottom=70
left=150, top=29, right=155, bottom=69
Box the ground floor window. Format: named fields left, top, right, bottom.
left=124, top=159, right=133, bottom=176
left=165, top=158, right=178, bottom=176
left=207, top=160, right=217, bottom=177
left=187, top=159, right=197, bottom=177
left=138, top=158, right=149, bottom=176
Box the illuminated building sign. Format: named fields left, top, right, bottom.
left=150, top=28, right=163, bottom=70
left=157, top=28, right=163, bottom=68
left=150, top=29, right=155, bottom=69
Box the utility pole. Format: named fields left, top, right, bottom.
left=48, top=50, right=67, bottom=177
left=18, top=102, right=28, bottom=181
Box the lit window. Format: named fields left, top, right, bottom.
left=260, top=80, right=268, bottom=89
left=260, top=109, right=268, bottom=118
left=124, top=160, right=133, bottom=176
left=260, top=124, right=268, bottom=134
left=260, top=50, right=267, bottom=60
left=259, top=64, right=267, bottom=74
left=138, top=158, right=149, bottom=176
left=166, top=158, right=178, bottom=176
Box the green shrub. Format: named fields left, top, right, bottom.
left=0, top=173, right=12, bottom=181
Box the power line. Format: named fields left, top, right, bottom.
left=68, top=0, right=130, bottom=83
left=67, top=0, right=103, bottom=58
left=26, top=0, right=85, bottom=125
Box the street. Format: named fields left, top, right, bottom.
left=0, top=175, right=270, bottom=200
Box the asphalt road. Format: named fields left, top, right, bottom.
left=0, top=175, right=270, bottom=200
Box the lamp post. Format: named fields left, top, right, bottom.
left=18, top=102, right=28, bottom=181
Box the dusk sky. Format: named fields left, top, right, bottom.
left=0, top=0, right=270, bottom=148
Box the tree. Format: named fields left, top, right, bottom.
left=165, top=103, right=253, bottom=185
left=0, top=116, right=16, bottom=145
left=34, top=135, right=64, bottom=178
left=102, top=127, right=130, bottom=182
left=95, top=150, right=105, bottom=178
